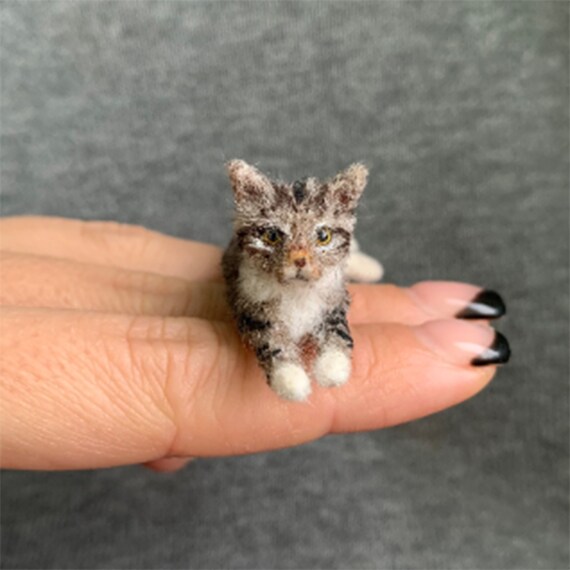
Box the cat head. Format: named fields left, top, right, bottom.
left=227, top=159, right=368, bottom=283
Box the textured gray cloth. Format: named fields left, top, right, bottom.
left=1, top=2, right=568, bottom=568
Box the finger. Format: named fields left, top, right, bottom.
left=0, top=216, right=223, bottom=281
left=0, top=251, right=229, bottom=320
left=349, top=281, right=506, bottom=325
left=0, top=308, right=509, bottom=469
left=1, top=308, right=179, bottom=470
left=142, top=457, right=194, bottom=473
left=0, top=217, right=508, bottom=328
left=0, top=250, right=505, bottom=327
left=169, top=318, right=508, bottom=457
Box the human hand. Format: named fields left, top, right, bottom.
left=0, top=217, right=509, bottom=472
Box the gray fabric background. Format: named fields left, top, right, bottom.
left=1, top=1, right=568, bottom=568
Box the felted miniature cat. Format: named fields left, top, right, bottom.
left=222, top=159, right=374, bottom=401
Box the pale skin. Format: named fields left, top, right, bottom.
left=0, top=216, right=498, bottom=472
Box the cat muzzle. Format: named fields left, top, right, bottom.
left=284, top=248, right=313, bottom=281
left=283, top=265, right=310, bottom=282
left=288, top=248, right=309, bottom=267
left=283, top=252, right=322, bottom=282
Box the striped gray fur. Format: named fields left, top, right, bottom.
left=222, top=160, right=367, bottom=398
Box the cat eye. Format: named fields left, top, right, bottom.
left=316, top=227, right=333, bottom=246
left=261, top=228, right=282, bottom=246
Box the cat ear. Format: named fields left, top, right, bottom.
left=328, top=163, right=369, bottom=212
left=226, top=159, right=275, bottom=210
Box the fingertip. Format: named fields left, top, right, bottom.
left=413, top=319, right=511, bottom=368
left=408, top=281, right=507, bottom=321
left=328, top=321, right=500, bottom=434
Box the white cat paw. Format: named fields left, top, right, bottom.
left=345, top=251, right=384, bottom=283
left=314, top=349, right=352, bottom=388
left=271, top=362, right=312, bottom=402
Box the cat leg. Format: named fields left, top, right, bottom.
left=252, top=338, right=311, bottom=402
left=345, top=238, right=384, bottom=283
left=313, top=306, right=354, bottom=388
left=271, top=361, right=312, bottom=402
left=238, top=312, right=311, bottom=401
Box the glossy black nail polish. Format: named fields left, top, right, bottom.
left=471, top=332, right=511, bottom=366
left=457, top=290, right=506, bottom=320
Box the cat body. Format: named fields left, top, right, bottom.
left=222, top=160, right=369, bottom=401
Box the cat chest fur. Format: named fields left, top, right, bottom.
left=238, top=262, right=343, bottom=342
left=276, top=283, right=328, bottom=342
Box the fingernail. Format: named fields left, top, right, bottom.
left=456, top=290, right=506, bottom=320
left=415, top=319, right=511, bottom=367
left=408, top=282, right=506, bottom=320
left=471, top=332, right=511, bottom=366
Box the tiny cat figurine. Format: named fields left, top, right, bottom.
left=222, top=159, right=374, bottom=401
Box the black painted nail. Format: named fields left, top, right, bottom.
left=456, top=290, right=506, bottom=320
left=471, top=332, right=511, bottom=366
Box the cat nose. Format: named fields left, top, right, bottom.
left=289, top=248, right=308, bottom=268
